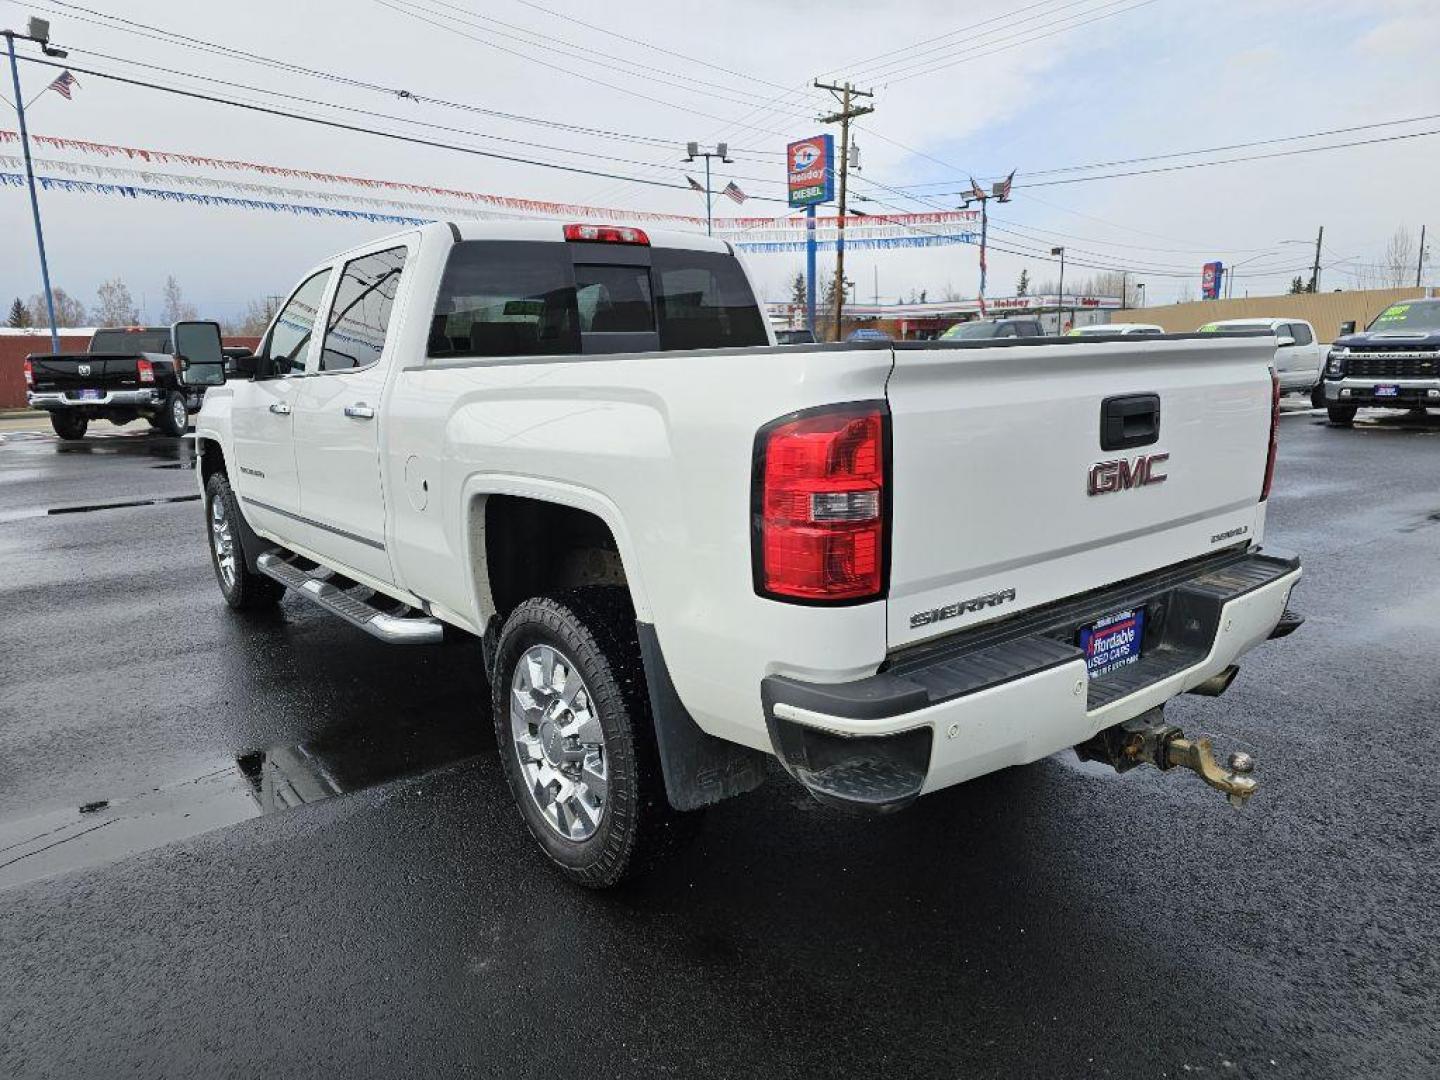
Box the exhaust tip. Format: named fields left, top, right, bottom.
left=1189, top=665, right=1240, bottom=698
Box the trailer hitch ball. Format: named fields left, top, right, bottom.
left=1076, top=710, right=1260, bottom=808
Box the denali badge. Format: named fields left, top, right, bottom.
left=77, top=364, right=91, bottom=376
left=910, top=587, right=1016, bottom=629
left=1088, top=453, right=1168, bottom=496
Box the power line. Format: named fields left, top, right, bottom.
left=881, top=0, right=1166, bottom=86
left=11, top=53, right=797, bottom=203
left=368, top=0, right=808, bottom=135
left=15, top=0, right=787, bottom=155
left=841, top=0, right=1130, bottom=84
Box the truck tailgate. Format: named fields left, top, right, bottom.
left=884, top=336, right=1275, bottom=649
left=28, top=354, right=145, bottom=392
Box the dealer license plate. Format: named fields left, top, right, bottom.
left=75, top=389, right=102, bottom=401
left=1375, top=384, right=1400, bottom=398
left=1079, top=607, right=1146, bottom=679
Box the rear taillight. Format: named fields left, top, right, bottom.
left=564, top=223, right=650, bottom=245
left=753, top=403, right=888, bottom=602
left=137, top=358, right=155, bottom=384
left=23, top=359, right=33, bottom=388
left=1261, top=369, right=1280, bottom=501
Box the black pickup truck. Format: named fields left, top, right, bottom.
left=23, top=326, right=217, bottom=440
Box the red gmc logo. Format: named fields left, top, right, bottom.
left=1088, top=453, right=1168, bottom=496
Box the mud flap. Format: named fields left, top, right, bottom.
left=636, top=623, right=768, bottom=811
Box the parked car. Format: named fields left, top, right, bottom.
left=24, top=324, right=220, bottom=439
left=940, top=317, right=1044, bottom=339
left=1320, top=298, right=1440, bottom=425
left=193, top=220, right=1301, bottom=887
left=775, top=328, right=816, bottom=345
left=1199, top=318, right=1324, bottom=398
left=1068, top=323, right=1165, bottom=337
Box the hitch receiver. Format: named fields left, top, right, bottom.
left=1075, top=709, right=1258, bottom=808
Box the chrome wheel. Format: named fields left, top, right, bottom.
left=172, top=397, right=188, bottom=433
left=210, top=494, right=237, bottom=591
left=509, top=643, right=607, bottom=842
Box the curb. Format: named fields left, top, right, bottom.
left=0, top=409, right=42, bottom=419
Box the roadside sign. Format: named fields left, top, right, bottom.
left=1201, top=261, right=1224, bottom=299
left=787, top=135, right=835, bottom=207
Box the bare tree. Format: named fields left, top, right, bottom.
left=160, top=275, right=197, bottom=323
left=225, top=297, right=279, bottom=336
left=92, top=278, right=140, bottom=327
left=1383, top=227, right=1416, bottom=288
left=28, top=288, right=88, bottom=327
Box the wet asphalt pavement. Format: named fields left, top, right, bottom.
left=1, top=408, right=1438, bottom=1080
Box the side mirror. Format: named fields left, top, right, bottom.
left=173, top=320, right=226, bottom=386
left=1275, top=335, right=1296, bottom=348
left=1339, top=320, right=1357, bottom=336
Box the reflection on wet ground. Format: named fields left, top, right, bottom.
left=0, top=706, right=480, bottom=891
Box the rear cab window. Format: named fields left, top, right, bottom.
left=428, top=240, right=767, bottom=359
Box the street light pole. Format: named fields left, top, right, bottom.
left=683, top=141, right=732, bottom=237
left=5, top=21, right=65, bottom=352
left=1051, top=246, right=1066, bottom=333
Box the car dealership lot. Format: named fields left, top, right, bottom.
left=2, top=409, right=1438, bottom=1079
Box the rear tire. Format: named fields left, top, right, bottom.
left=491, top=588, right=699, bottom=888
left=1326, top=405, right=1357, bottom=425
left=157, top=392, right=189, bottom=437
left=49, top=412, right=88, bottom=440
left=205, top=472, right=284, bottom=610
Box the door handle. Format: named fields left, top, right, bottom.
left=344, top=403, right=375, bottom=420
left=268, top=402, right=291, bottom=415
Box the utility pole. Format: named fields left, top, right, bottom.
left=1121, top=269, right=1128, bottom=311
left=5, top=17, right=68, bottom=352
left=1308, top=225, right=1324, bottom=293
left=1418, top=224, right=1428, bottom=287
left=684, top=142, right=732, bottom=237
left=815, top=80, right=873, bottom=342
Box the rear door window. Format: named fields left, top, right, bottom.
left=320, top=246, right=407, bottom=371
left=429, top=241, right=580, bottom=358
left=1290, top=322, right=1314, bottom=346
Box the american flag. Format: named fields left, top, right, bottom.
left=685, top=175, right=705, bottom=192
left=721, top=180, right=747, bottom=204
left=47, top=71, right=79, bottom=100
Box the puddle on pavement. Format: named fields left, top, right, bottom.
left=0, top=719, right=481, bottom=891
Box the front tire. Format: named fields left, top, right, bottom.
left=157, top=392, right=189, bottom=437
left=1310, top=383, right=1326, bottom=409
left=1327, top=405, right=1358, bottom=425
left=492, top=588, right=699, bottom=888
left=205, top=472, right=284, bottom=610
left=49, top=412, right=88, bottom=440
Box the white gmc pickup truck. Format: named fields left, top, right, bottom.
left=191, top=220, right=1303, bottom=887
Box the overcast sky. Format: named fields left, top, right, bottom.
left=0, top=0, right=1437, bottom=322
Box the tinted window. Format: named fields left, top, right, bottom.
left=1014, top=321, right=1042, bottom=337
left=429, top=241, right=580, bottom=358
left=651, top=249, right=767, bottom=350
left=1290, top=322, right=1313, bottom=346
left=263, top=269, right=331, bottom=374
left=575, top=264, right=655, bottom=333
left=320, top=247, right=408, bottom=371
left=90, top=329, right=170, bottom=353
left=1130, top=327, right=1163, bottom=336
left=941, top=321, right=1001, bottom=340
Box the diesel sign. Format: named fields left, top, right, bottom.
left=1088, top=453, right=1168, bottom=496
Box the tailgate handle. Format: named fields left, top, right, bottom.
left=1100, top=394, right=1160, bottom=451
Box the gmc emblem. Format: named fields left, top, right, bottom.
left=1089, top=453, right=1168, bottom=496
left=77, top=364, right=91, bottom=376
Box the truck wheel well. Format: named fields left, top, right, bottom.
left=198, top=438, right=226, bottom=487
left=482, top=495, right=629, bottom=622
